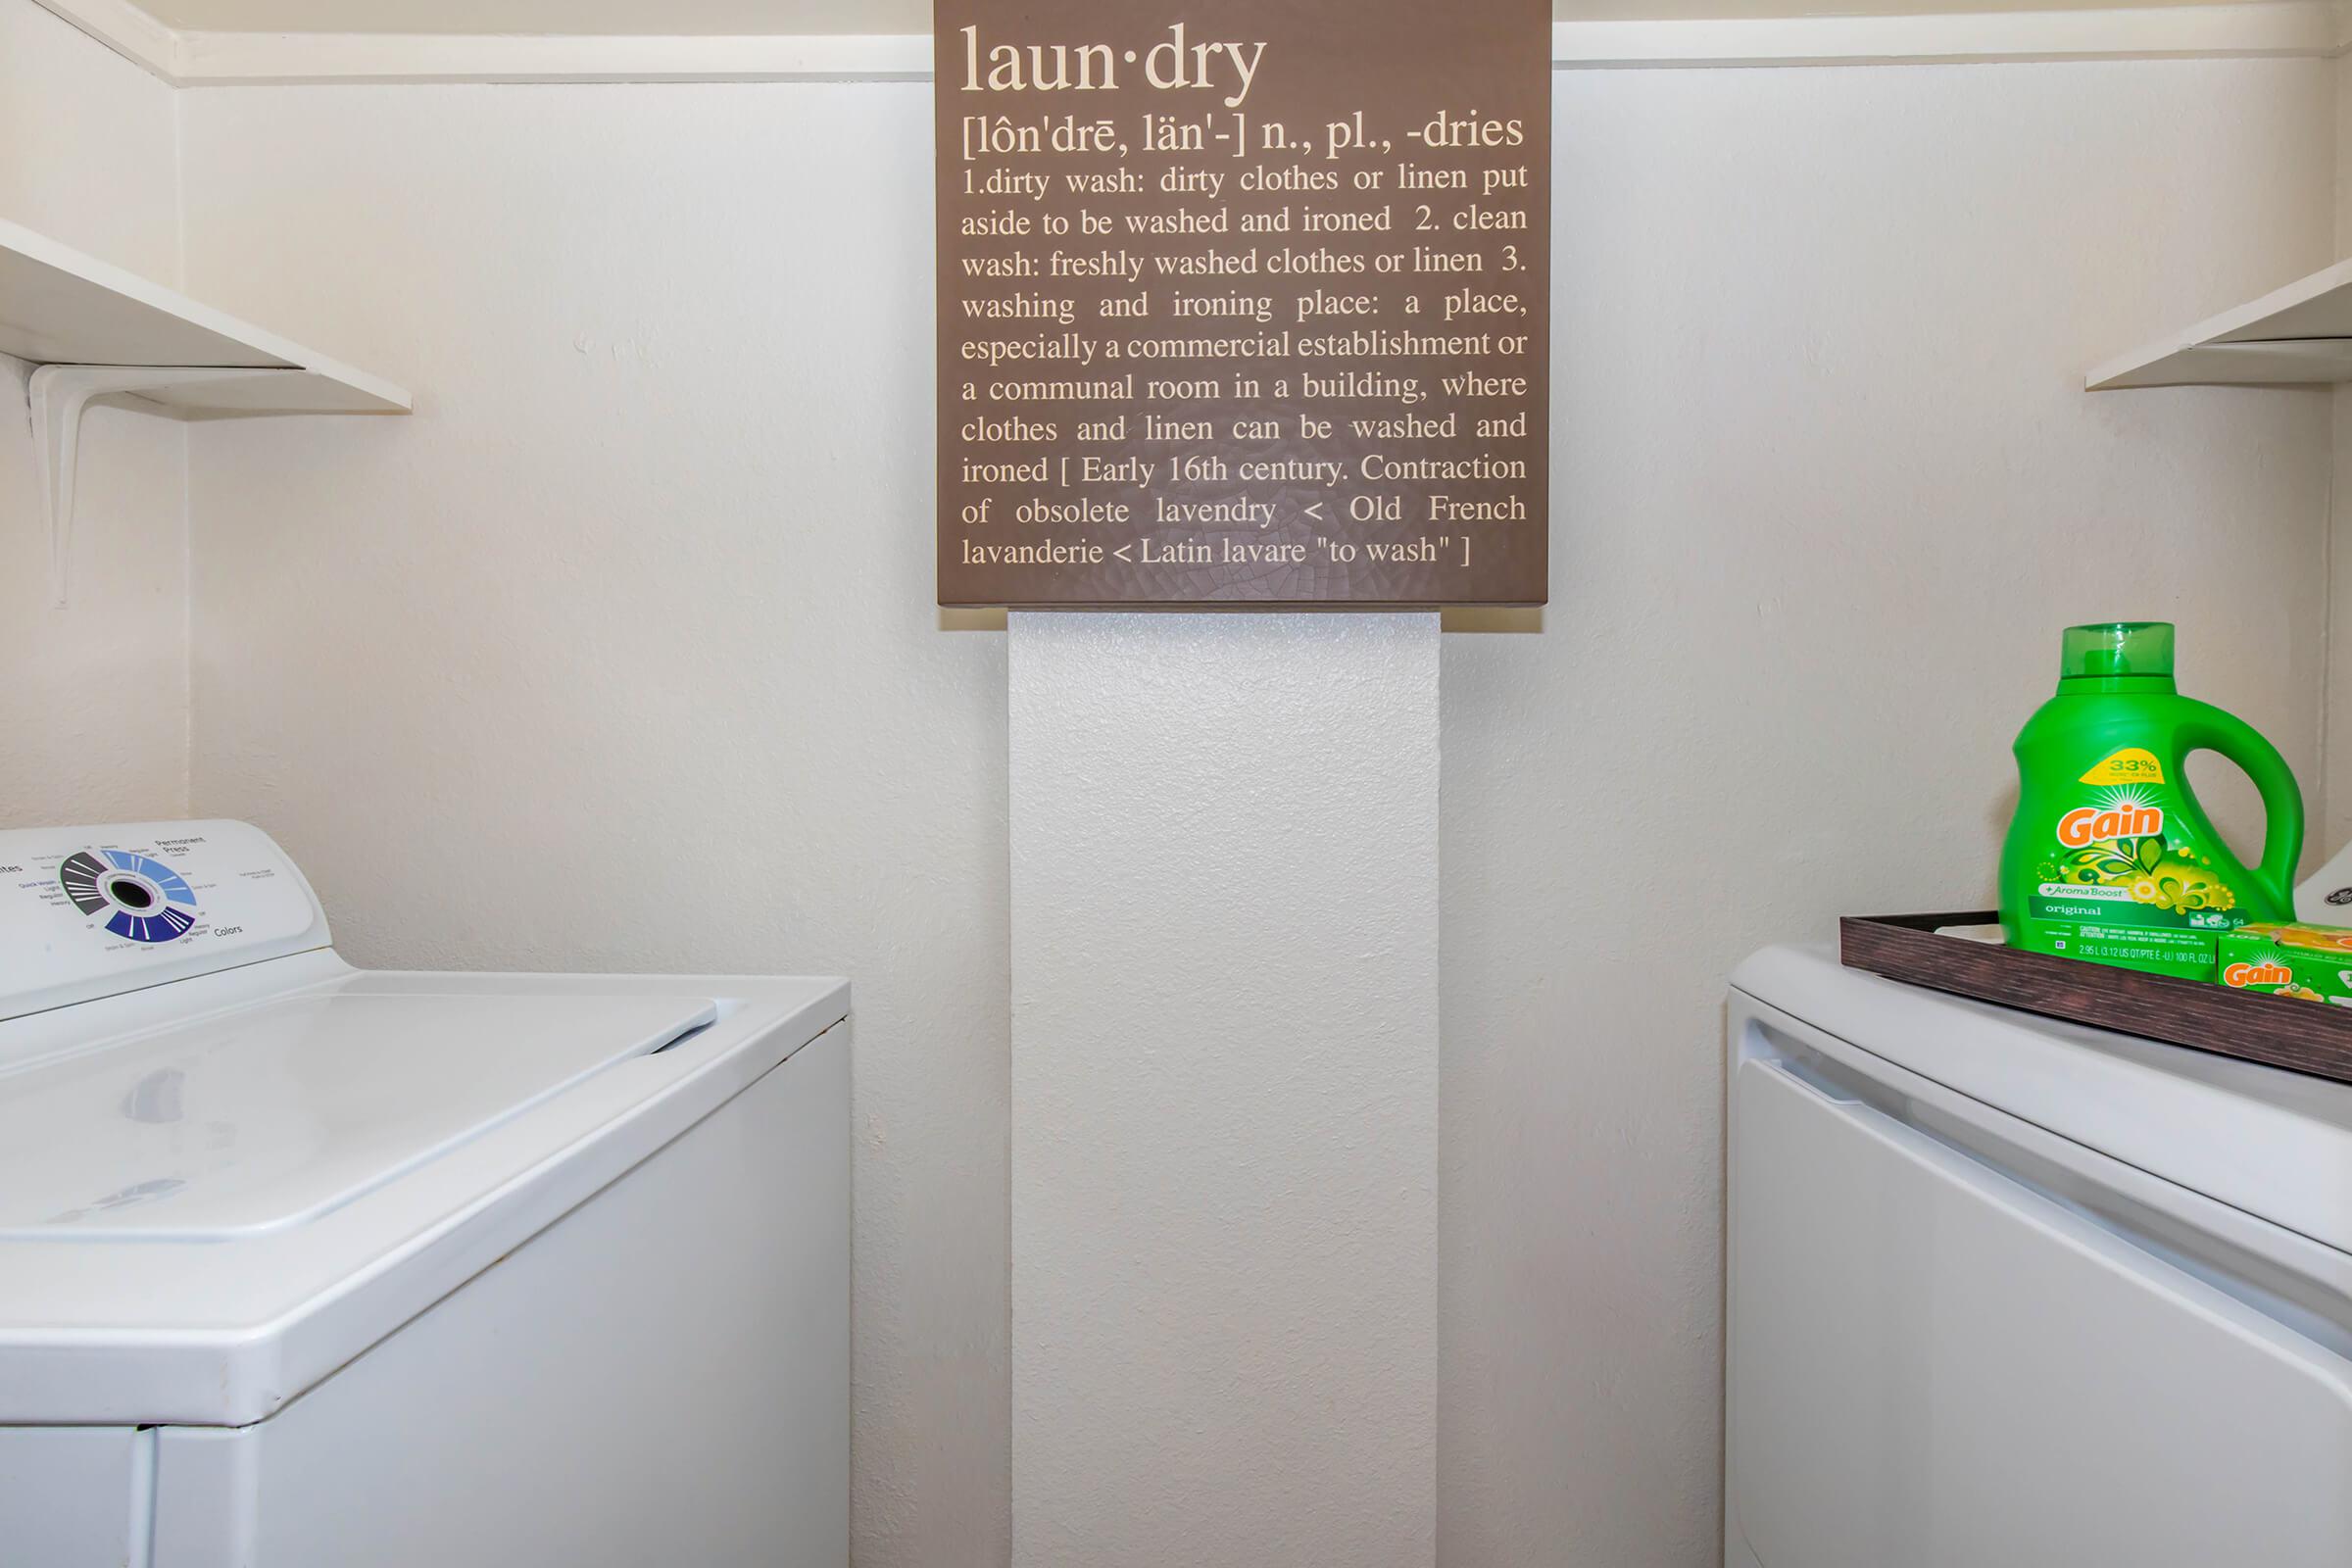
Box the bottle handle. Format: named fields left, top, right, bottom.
left=2178, top=708, right=2305, bottom=917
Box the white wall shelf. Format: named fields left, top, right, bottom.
left=1, top=216, right=409, bottom=605
left=2089, top=258, right=2352, bottom=390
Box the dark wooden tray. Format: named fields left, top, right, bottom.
left=1839, top=911, right=2352, bottom=1087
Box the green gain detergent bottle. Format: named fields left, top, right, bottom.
left=1999, top=621, right=2303, bottom=980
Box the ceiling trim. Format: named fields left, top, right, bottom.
left=34, top=0, right=182, bottom=80
left=33, top=0, right=2349, bottom=86
left=1555, top=0, right=2347, bottom=61
left=178, top=26, right=932, bottom=83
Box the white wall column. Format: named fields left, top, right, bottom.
left=1007, top=612, right=1440, bottom=1567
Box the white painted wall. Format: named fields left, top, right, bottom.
left=176, top=78, right=1010, bottom=1568
left=144, top=48, right=2336, bottom=1568
left=1446, top=59, right=2332, bottom=1564
left=0, top=0, right=188, bottom=827
left=1008, top=613, right=1439, bottom=1567
left=2327, top=53, right=2352, bottom=862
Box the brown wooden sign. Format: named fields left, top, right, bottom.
left=936, top=0, right=1550, bottom=608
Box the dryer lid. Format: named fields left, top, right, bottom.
left=0, top=989, right=715, bottom=1238
left=1733, top=944, right=2352, bottom=1257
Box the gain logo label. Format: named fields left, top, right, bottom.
left=2223, top=959, right=2293, bottom=988
left=2057, top=796, right=2165, bottom=849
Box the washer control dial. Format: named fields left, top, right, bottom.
left=59, top=849, right=199, bottom=944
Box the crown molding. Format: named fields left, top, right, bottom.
left=31, top=0, right=182, bottom=80
left=32, top=0, right=2349, bottom=87
left=1553, top=0, right=2342, bottom=63
left=175, top=26, right=931, bottom=83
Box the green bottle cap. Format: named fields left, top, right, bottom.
left=2061, top=620, right=2174, bottom=679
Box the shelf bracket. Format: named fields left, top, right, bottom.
left=27, top=364, right=299, bottom=608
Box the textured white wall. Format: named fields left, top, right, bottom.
left=0, top=0, right=188, bottom=827
left=1442, top=60, right=2332, bottom=1565
left=1007, top=612, right=1438, bottom=1567
left=177, top=81, right=1011, bottom=1568
left=2328, top=52, right=2352, bottom=862
left=171, top=56, right=2332, bottom=1568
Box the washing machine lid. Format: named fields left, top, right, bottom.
left=0, top=989, right=716, bottom=1239
left=1734, top=944, right=2352, bottom=1258
left=0, top=959, right=849, bottom=1427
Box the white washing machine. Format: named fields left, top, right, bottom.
left=0, top=820, right=850, bottom=1567
left=1727, top=944, right=2352, bottom=1568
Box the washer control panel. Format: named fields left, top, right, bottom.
left=0, top=821, right=331, bottom=1021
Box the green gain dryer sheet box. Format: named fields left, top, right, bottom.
left=2216, top=923, right=2352, bottom=1006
